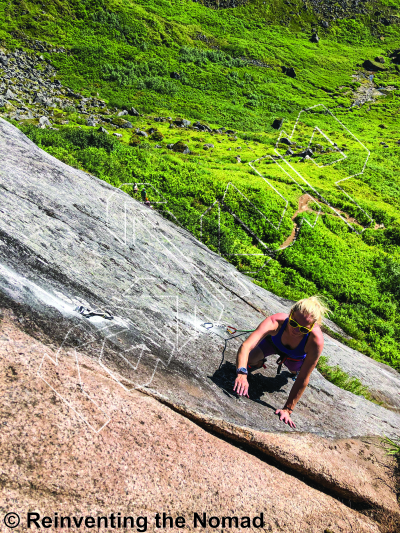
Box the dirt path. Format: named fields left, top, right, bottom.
left=280, top=194, right=313, bottom=249
left=279, top=194, right=381, bottom=250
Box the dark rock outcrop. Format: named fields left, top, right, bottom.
left=390, top=49, right=400, bottom=65
left=272, top=118, right=284, bottom=129
left=363, top=59, right=388, bottom=72
left=282, top=66, right=296, bottom=78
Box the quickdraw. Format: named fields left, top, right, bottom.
left=75, top=305, right=114, bottom=320
left=201, top=322, right=255, bottom=369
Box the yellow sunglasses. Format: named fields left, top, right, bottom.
left=288, top=313, right=315, bottom=334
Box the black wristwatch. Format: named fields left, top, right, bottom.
left=236, top=367, right=248, bottom=375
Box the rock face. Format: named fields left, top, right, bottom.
left=0, top=118, right=399, bottom=521
left=0, top=311, right=382, bottom=533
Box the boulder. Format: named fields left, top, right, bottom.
left=362, top=59, right=388, bottom=72
left=321, top=20, right=329, bottom=28
left=33, top=93, right=50, bottom=106
left=121, top=120, right=133, bottom=129
left=310, top=33, right=319, bottom=43
left=174, top=118, right=191, bottom=127
left=389, top=49, right=400, bottom=64
left=113, top=132, right=122, bottom=138
left=38, top=116, right=51, bottom=128
left=285, top=67, right=296, bottom=78
left=97, top=126, right=109, bottom=134
left=129, top=107, right=139, bottom=116
left=0, top=118, right=399, bottom=520
left=170, top=72, right=180, bottom=79
left=86, top=117, right=96, bottom=127
left=203, top=143, right=214, bottom=150
left=172, top=141, right=190, bottom=154
left=118, top=110, right=128, bottom=116
left=135, top=129, right=148, bottom=137
left=194, top=121, right=212, bottom=132
left=5, top=88, right=16, bottom=100
left=298, top=147, right=314, bottom=157
left=279, top=137, right=292, bottom=145
left=272, top=118, right=283, bottom=130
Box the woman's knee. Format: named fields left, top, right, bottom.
left=248, top=346, right=265, bottom=366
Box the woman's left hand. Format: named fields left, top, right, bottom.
left=275, top=408, right=296, bottom=429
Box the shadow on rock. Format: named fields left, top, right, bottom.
left=209, top=361, right=291, bottom=409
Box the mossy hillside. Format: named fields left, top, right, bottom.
left=1, top=0, right=400, bottom=372
left=2, top=0, right=400, bottom=128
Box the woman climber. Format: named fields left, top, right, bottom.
left=233, top=296, right=329, bottom=429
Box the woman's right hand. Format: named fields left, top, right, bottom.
left=233, top=374, right=249, bottom=398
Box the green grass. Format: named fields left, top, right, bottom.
left=316, top=355, right=379, bottom=402
left=1, top=0, right=400, bottom=375
left=382, top=436, right=400, bottom=457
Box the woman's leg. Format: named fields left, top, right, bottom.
left=284, top=359, right=303, bottom=375
left=248, top=345, right=265, bottom=368
left=248, top=337, right=277, bottom=368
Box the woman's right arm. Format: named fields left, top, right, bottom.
left=233, top=313, right=284, bottom=397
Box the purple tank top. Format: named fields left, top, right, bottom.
left=271, top=317, right=309, bottom=360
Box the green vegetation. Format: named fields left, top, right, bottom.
left=1, top=0, right=400, bottom=376
left=382, top=436, right=400, bottom=458
left=316, top=355, right=378, bottom=402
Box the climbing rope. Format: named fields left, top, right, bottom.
left=201, top=322, right=255, bottom=369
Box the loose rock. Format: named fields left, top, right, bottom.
left=38, top=116, right=51, bottom=128
left=272, top=118, right=284, bottom=130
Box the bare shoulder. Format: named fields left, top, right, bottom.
left=308, top=324, right=324, bottom=351
left=261, top=312, right=286, bottom=330
left=254, top=312, right=286, bottom=336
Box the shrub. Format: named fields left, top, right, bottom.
left=129, top=135, right=141, bottom=147
left=150, top=130, right=164, bottom=141
left=63, top=129, right=121, bottom=153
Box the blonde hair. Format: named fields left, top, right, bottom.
left=290, top=295, right=330, bottom=325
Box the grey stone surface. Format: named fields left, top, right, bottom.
left=38, top=116, right=51, bottom=127
left=0, top=117, right=399, bottom=442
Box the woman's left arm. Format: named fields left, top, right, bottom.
left=275, top=336, right=324, bottom=428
